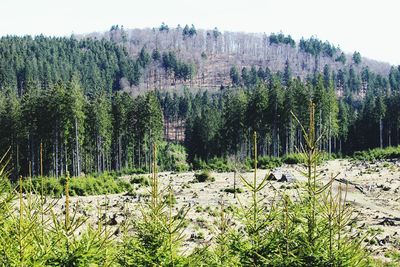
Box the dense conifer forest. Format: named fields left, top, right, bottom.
left=1, top=23, right=400, bottom=266
left=1, top=29, right=400, bottom=178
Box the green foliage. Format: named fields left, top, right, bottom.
left=182, top=24, right=197, bottom=38
left=159, top=22, right=169, bottom=32
left=282, top=153, right=304, bottom=164
left=230, top=65, right=241, bottom=86
left=209, top=108, right=373, bottom=266
left=130, top=175, right=150, bottom=186
left=0, top=166, right=116, bottom=266
left=247, top=156, right=282, bottom=169
left=117, top=144, right=192, bottom=266
left=158, top=142, right=189, bottom=172
left=0, top=131, right=387, bottom=265
left=223, top=187, right=244, bottom=194
left=24, top=174, right=132, bottom=197
left=138, top=46, right=151, bottom=68
left=232, top=132, right=275, bottom=266
left=299, top=36, right=339, bottom=57
left=194, top=157, right=233, bottom=172
left=353, top=51, right=362, bottom=64
left=194, top=170, right=215, bottom=182
left=112, top=167, right=147, bottom=176
left=0, top=36, right=141, bottom=92
left=162, top=51, right=195, bottom=81
left=335, top=52, right=347, bottom=64
left=353, top=146, right=400, bottom=161
left=269, top=32, right=296, bottom=47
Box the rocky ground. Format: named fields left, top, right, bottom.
left=44, top=159, right=400, bottom=262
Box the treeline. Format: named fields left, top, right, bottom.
left=88, top=24, right=393, bottom=92
left=159, top=68, right=400, bottom=163
left=299, top=36, right=339, bottom=58
left=0, top=78, right=168, bottom=178
left=269, top=32, right=295, bottom=47
left=0, top=35, right=141, bottom=94
left=230, top=63, right=400, bottom=93
left=1, top=60, right=400, bottom=177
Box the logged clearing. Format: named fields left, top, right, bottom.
left=46, top=159, right=400, bottom=261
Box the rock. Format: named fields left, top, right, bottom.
left=377, top=218, right=396, bottom=226
left=107, top=214, right=118, bottom=226
left=114, top=227, right=120, bottom=236
left=377, top=237, right=385, bottom=246
left=377, top=184, right=391, bottom=191
left=382, top=186, right=391, bottom=191
left=278, top=173, right=295, bottom=183
left=381, top=236, right=390, bottom=244
left=266, top=173, right=278, bottom=181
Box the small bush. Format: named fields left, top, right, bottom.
left=282, top=153, right=304, bottom=164
left=223, top=187, right=243, bottom=194
left=130, top=175, right=150, bottom=186
left=245, top=156, right=282, bottom=169
left=112, top=167, right=147, bottom=177
left=193, top=158, right=231, bottom=172
left=164, top=193, right=177, bottom=206
left=194, top=170, right=215, bottom=183
left=195, top=206, right=204, bottom=213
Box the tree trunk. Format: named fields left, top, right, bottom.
left=55, top=130, right=59, bottom=178
left=75, top=117, right=81, bottom=176
left=379, top=117, right=383, bottom=149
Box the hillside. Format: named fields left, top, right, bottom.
left=0, top=25, right=398, bottom=95
left=82, top=24, right=394, bottom=92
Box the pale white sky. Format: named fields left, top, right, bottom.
left=1, top=0, right=399, bottom=65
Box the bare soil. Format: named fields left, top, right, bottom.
left=45, top=159, right=400, bottom=262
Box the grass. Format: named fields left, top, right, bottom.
left=22, top=173, right=133, bottom=197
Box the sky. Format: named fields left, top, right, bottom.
left=1, top=0, right=399, bottom=65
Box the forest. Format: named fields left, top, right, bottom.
left=0, top=32, right=400, bottom=178
left=1, top=28, right=400, bottom=266
left=1, top=64, right=400, bottom=178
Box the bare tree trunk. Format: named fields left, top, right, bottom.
left=31, top=136, right=35, bottom=177
left=60, top=139, right=64, bottom=177
left=118, top=135, right=122, bottom=171
left=55, top=130, right=59, bottom=178
left=328, top=114, right=332, bottom=155
left=75, top=117, right=81, bottom=176
left=380, top=117, right=383, bottom=149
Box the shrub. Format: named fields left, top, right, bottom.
left=194, top=170, right=215, bottom=183
left=24, top=174, right=132, bottom=197
left=158, top=142, right=189, bottom=172
left=245, top=156, right=282, bottom=169
left=130, top=175, right=150, bottom=186
left=282, top=153, right=304, bottom=164
left=353, top=146, right=400, bottom=161
left=223, top=187, right=243, bottom=194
